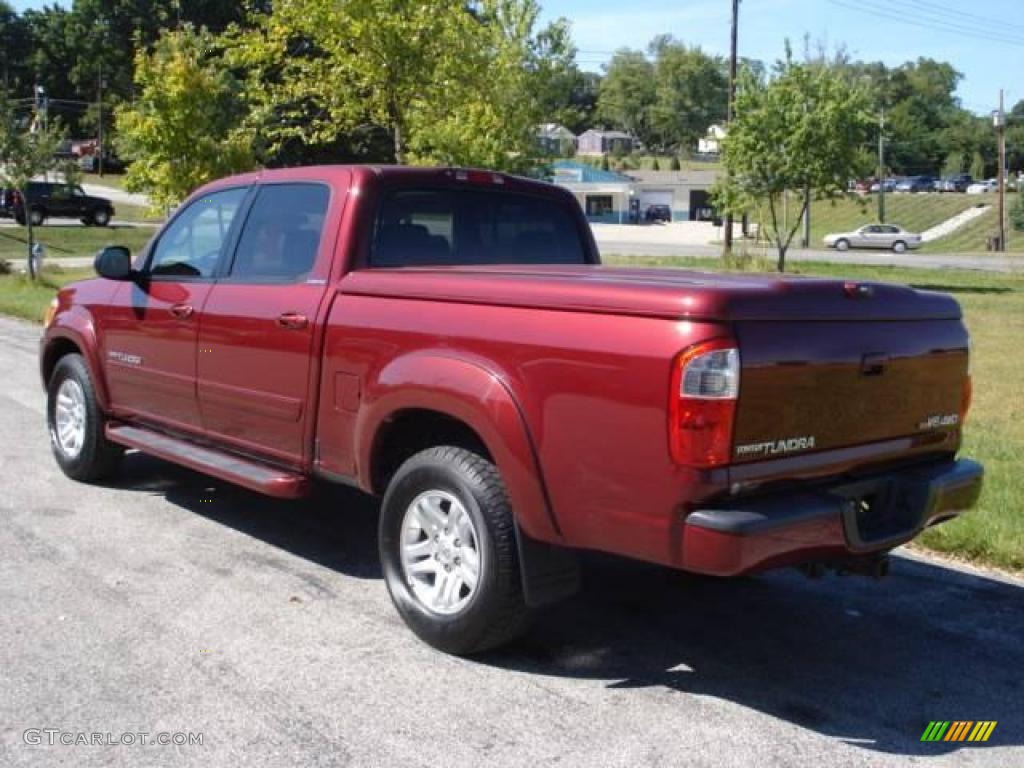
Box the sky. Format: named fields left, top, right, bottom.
left=10, top=0, right=1023, bottom=113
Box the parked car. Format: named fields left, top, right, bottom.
left=823, top=224, right=923, bottom=252
left=935, top=174, right=973, bottom=193
left=9, top=181, right=115, bottom=226
left=869, top=178, right=898, bottom=193
left=895, top=176, right=936, bottom=193
left=966, top=180, right=998, bottom=194
left=644, top=204, right=671, bottom=223
left=39, top=165, right=982, bottom=655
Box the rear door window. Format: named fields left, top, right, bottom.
left=372, top=188, right=586, bottom=267
left=228, top=183, right=330, bottom=282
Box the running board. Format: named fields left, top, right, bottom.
left=106, top=424, right=309, bottom=499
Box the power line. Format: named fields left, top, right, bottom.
left=894, top=0, right=1024, bottom=36
left=826, top=0, right=1024, bottom=48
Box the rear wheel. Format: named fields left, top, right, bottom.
left=379, top=446, right=531, bottom=655
left=91, top=209, right=111, bottom=227
left=47, top=354, right=123, bottom=482
left=835, top=238, right=850, bottom=252
left=892, top=240, right=907, bottom=253
left=29, top=207, right=45, bottom=226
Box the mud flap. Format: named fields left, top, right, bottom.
left=514, top=523, right=581, bottom=608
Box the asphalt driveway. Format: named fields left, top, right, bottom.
left=0, top=315, right=1021, bottom=767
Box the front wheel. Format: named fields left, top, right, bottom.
left=47, top=353, right=123, bottom=482
left=379, top=446, right=531, bottom=655
left=835, top=238, right=850, bottom=252
left=29, top=207, right=45, bottom=226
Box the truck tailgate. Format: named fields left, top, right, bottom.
left=732, top=318, right=969, bottom=462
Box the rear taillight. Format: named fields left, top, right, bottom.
left=669, top=339, right=740, bottom=468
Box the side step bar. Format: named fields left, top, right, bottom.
left=106, top=424, right=310, bottom=499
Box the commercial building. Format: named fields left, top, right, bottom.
left=550, top=161, right=720, bottom=224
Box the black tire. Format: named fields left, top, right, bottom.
left=379, top=446, right=531, bottom=655
left=835, top=238, right=850, bottom=252
left=92, top=209, right=111, bottom=227
left=29, top=207, right=45, bottom=226
left=46, top=353, right=123, bottom=482
left=892, top=240, right=907, bottom=253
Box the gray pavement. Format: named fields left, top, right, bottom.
left=0, top=314, right=1022, bottom=767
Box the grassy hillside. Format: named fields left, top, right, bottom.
left=920, top=195, right=1024, bottom=253
left=806, top=193, right=987, bottom=245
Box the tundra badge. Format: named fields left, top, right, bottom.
left=735, top=436, right=817, bottom=458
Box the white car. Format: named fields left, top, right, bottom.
left=966, top=180, right=998, bottom=194
left=823, top=224, right=923, bottom=253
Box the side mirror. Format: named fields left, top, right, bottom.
left=94, top=246, right=133, bottom=280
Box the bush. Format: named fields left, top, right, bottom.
left=669, top=155, right=682, bottom=171
left=1011, top=190, right=1024, bottom=233
left=0, top=259, right=11, bottom=275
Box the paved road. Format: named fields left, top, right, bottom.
left=0, top=314, right=1021, bottom=767
left=0, top=217, right=156, bottom=230
left=596, top=239, right=1021, bottom=273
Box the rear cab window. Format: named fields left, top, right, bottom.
left=371, top=187, right=588, bottom=267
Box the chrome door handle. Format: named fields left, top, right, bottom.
left=170, top=303, right=194, bottom=319
left=276, top=312, right=309, bottom=330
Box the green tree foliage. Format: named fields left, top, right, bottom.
left=669, top=155, right=681, bottom=171
left=0, top=1, right=32, bottom=92
left=942, top=151, right=964, bottom=177
left=0, top=92, right=65, bottom=279
left=970, top=151, right=986, bottom=181
left=223, top=0, right=558, bottom=172
left=1011, top=190, right=1024, bottom=234
left=115, top=25, right=254, bottom=210
left=596, top=50, right=655, bottom=141
left=647, top=36, right=727, bottom=152
left=714, top=51, right=873, bottom=271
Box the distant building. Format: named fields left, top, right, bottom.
left=549, top=161, right=721, bottom=224
left=576, top=129, right=640, bottom=156
left=536, top=123, right=577, bottom=156
left=698, top=124, right=726, bottom=155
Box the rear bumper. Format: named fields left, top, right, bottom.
left=681, top=459, right=983, bottom=576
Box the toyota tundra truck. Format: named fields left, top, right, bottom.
left=40, top=165, right=983, bottom=655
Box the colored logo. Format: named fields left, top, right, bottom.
left=921, top=721, right=997, bottom=742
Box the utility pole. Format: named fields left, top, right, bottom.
left=995, top=90, right=1006, bottom=251
left=877, top=109, right=886, bottom=223
left=723, top=0, right=739, bottom=254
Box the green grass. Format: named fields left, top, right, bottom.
left=803, top=193, right=987, bottom=246
left=0, top=267, right=94, bottom=322
left=80, top=172, right=128, bottom=190
left=920, top=195, right=1024, bottom=253
left=0, top=224, right=154, bottom=261
left=605, top=254, right=1024, bottom=573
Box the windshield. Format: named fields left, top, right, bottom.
left=372, top=187, right=589, bottom=267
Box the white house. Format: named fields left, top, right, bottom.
left=698, top=124, right=727, bottom=155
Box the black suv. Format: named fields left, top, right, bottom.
left=2, top=182, right=115, bottom=227
left=644, top=204, right=671, bottom=223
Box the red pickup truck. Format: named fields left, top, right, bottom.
left=40, top=165, right=982, bottom=654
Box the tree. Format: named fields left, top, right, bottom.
left=596, top=49, right=655, bottom=142
left=1011, top=190, right=1024, bottom=234
left=970, top=151, right=986, bottom=181
left=115, top=25, right=255, bottom=211
left=223, top=0, right=557, bottom=172
left=647, top=36, right=728, bottom=152
left=0, top=1, right=32, bottom=92
left=0, top=93, right=65, bottom=279
left=713, top=50, right=873, bottom=271
left=942, top=151, right=964, bottom=177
